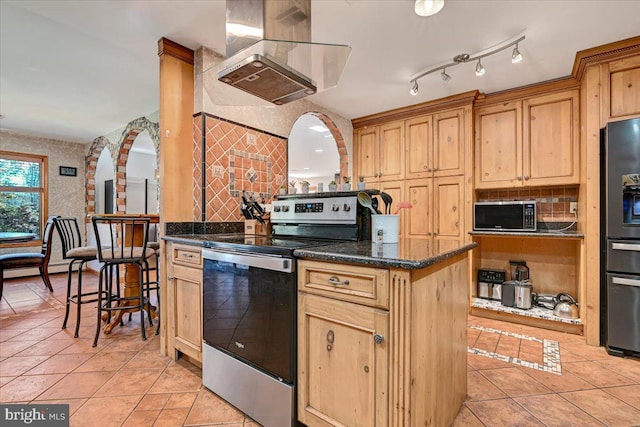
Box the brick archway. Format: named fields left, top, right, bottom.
left=302, top=112, right=349, bottom=179
left=85, top=136, right=111, bottom=219
left=85, top=117, right=159, bottom=216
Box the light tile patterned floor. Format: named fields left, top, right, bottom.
left=468, top=325, right=562, bottom=374
left=2, top=272, right=640, bottom=426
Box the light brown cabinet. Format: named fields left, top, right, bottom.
left=405, top=110, right=465, bottom=179
left=166, top=243, right=203, bottom=363
left=297, top=255, right=469, bottom=427
left=354, top=121, right=404, bottom=184
left=475, top=89, right=580, bottom=189
left=608, top=55, right=640, bottom=118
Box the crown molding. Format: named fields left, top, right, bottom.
left=572, top=35, right=640, bottom=81
left=158, top=38, right=195, bottom=64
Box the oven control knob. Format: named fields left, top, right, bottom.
left=282, top=205, right=290, bottom=212
left=273, top=206, right=281, bottom=212
left=343, top=203, right=351, bottom=212
left=331, top=203, right=339, bottom=212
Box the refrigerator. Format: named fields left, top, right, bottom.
left=603, top=117, right=640, bottom=357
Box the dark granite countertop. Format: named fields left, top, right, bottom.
left=164, top=234, right=476, bottom=270
left=293, top=239, right=476, bottom=270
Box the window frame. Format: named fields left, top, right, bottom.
left=0, top=150, right=48, bottom=248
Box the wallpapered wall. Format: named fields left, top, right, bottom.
left=0, top=130, right=87, bottom=269
left=193, top=114, right=287, bottom=222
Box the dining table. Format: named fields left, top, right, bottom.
left=95, top=214, right=160, bottom=334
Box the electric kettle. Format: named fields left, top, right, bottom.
left=553, top=293, right=579, bottom=319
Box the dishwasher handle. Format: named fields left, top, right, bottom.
left=202, top=248, right=295, bottom=273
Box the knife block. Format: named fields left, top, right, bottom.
left=244, top=219, right=271, bottom=236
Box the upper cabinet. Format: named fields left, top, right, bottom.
left=354, top=121, right=404, bottom=184
left=475, top=89, right=580, bottom=189
left=405, top=109, right=465, bottom=180
left=608, top=55, right=640, bottom=118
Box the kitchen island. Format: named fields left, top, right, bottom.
left=163, top=233, right=475, bottom=427
left=293, top=239, right=475, bottom=427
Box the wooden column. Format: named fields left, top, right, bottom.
left=158, top=38, right=195, bottom=355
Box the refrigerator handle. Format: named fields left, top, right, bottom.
left=611, top=243, right=640, bottom=252
left=612, top=277, right=640, bottom=287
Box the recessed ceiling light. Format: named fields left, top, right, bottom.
left=303, top=167, right=310, bottom=170
left=315, top=149, right=324, bottom=153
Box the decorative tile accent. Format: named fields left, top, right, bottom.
left=468, top=325, right=562, bottom=375
left=198, top=114, right=287, bottom=222
left=472, top=298, right=582, bottom=325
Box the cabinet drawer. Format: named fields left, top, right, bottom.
left=171, top=244, right=202, bottom=268
left=298, top=260, right=389, bottom=309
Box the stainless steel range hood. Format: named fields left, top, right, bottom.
left=216, top=0, right=351, bottom=105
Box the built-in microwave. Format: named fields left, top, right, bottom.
left=474, top=200, right=537, bottom=232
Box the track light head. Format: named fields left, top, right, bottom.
left=440, top=69, right=451, bottom=82
left=511, top=44, right=523, bottom=63
left=475, top=59, right=485, bottom=76
left=410, top=81, right=419, bottom=96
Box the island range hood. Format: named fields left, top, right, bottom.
left=217, top=0, right=351, bottom=105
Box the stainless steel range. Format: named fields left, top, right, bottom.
left=201, top=192, right=374, bottom=427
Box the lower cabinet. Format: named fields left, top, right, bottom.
left=298, top=293, right=388, bottom=427
left=166, top=243, right=203, bottom=363
left=297, top=258, right=469, bottom=427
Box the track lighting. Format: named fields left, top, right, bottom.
left=408, top=34, right=525, bottom=93
left=414, top=0, right=445, bottom=17
left=410, top=80, right=419, bottom=96
left=475, top=59, right=485, bottom=76
left=511, top=43, right=523, bottom=63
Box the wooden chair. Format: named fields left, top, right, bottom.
left=53, top=217, right=99, bottom=338
left=0, top=216, right=57, bottom=299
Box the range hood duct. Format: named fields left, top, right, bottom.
left=217, top=0, right=350, bottom=105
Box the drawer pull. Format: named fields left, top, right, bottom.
left=611, top=243, right=640, bottom=252
left=374, top=334, right=384, bottom=345
left=328, top=276, right=350, bottom=286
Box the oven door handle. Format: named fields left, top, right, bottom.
left=202, top=248, right=294, bottom=273
left=611, top=243, right=640, bottom=252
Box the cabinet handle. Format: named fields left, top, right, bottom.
left=433, top=167, right=438, bottom=171
left=524, top=175, right=530, bottom=180
left=517, top=176, right=523, bottom=181
left=328, top=276, right=350, bottom=286
left=373, top=334, right=384, bottom=345
left=427, top=168, right=432, bottom=172
left=167, top=276, right=174, bottom=281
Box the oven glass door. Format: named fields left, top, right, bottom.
left=202, top=249, right=296, bottom=384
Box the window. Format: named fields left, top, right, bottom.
left=0, top=150, right=48, bottom=244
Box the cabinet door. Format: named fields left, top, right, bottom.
left=433, top=109, right=464, bottom=177
left=379, top=180, right=404, bottom=233
left=405, top=178, right=433, bottom=240
left=168, top=263, right=203, bottom=362
left=524, top=90, right=580, bottom=186
left=475, top=102, right=522, bottom=189
left=405, top=115, right=432, bottom=179
left=609, top=56, right=640, bottom=118
left=433, top=175, right=464, bottom=252
left=298, top=293, right=388, bottom=427
left=355, top=127, right=379, bottom=184
left=379, top=121, right=404, bottom=181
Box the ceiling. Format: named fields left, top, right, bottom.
left=1, top=0, right=639, bottom=144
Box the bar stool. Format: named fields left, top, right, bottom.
left=53, top=217, right=99, bottom=338
left=144, top=224, right=161, bottom=335
left=91, top=215, right=153, bottom=347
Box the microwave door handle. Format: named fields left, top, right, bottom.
left=611, top=243, right=640, bottom=252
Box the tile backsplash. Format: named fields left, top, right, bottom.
left=193, top=113, right=287, bottom=222
left=477, top=186, right=579, bottom=223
